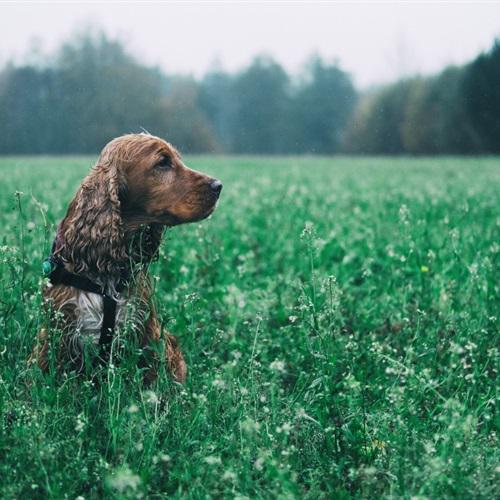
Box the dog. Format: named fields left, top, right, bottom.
left=31, top=133, right=222, bottom=382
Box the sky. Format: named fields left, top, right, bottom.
left=1, top=1, right=499, bottom=88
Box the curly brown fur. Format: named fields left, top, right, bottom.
left=31, top=133, right=222, bottom=383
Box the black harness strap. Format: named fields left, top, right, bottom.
left=99, top=295, right=117, bottom=359
left=44, top=249, right=119, bottom=363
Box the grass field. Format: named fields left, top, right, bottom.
left=0, top=156, right=498, bottom=498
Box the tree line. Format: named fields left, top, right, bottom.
left=0, top=31, right=498, bottom=155
left=344, top=40, right=500, bottom=155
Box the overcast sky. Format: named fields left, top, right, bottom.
left=1, top=1, right=499, bottom=87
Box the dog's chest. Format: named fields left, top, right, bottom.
left=73, top=290, right=145, bottom=343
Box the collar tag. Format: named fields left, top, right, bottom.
left=42, top=259, right=55, bottom=276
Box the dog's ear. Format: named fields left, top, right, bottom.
left=58, top=159, right=127, bottom=280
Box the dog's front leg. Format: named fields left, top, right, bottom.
left=29, top=328, right=50, bottom=371
left=142, top=312, right=187, bottom=384
left=164, top=332, right=187, bottom=383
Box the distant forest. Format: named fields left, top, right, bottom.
left=0, top=31, right=499, bottom=155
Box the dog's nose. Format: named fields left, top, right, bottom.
left=210, top=179, right=223, bottom=197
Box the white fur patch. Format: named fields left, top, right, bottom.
left=67, top=289, right=147, bottom=359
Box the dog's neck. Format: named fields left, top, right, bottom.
left=55, top=219, right=164, bottom=290
left=123, top=222, right=165, bottom=268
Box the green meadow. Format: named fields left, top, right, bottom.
left=0, top=156, right=498, bottom=498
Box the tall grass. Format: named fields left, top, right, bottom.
left=0, top=156, right=498, bottom=498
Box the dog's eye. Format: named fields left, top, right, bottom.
left=155, top=156, right=172, bottom=170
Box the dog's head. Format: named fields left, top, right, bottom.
left=101, top=133, right=222, bottom=227
left=59, top=133, right=222, bottom=277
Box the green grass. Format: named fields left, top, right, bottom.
left=0, top=155, right=498, bottom=498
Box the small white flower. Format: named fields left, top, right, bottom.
left=399, top=204, right=410, bottom=225
left=270, top=360, right=286, bottom=373
left=106, top=467, right=141, bottom=493
left=127, top=404, right=139, bottom=414
left=254, top=457, right=264, bottom=471
left=212, top=378, right=226, bottom=389
left=204, top=455, right=221, bottom=465
left=222, top=470, right=236, bottom=481
left=75, top=413, right=85, bottom=432
left=241, top=418, right=260, bottom=433
left=144, top=390, right=159, bottom=404
left=193, top=393, right=208, bottom=403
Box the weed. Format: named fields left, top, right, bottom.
left=0, top=156, right=498, bottom=498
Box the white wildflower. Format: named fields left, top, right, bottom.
left=270, top=360, right=286, bottom=373
left=75, top=413, right=85, bottom=432
left=241, top=418, right=260, bottom=433
left=276, top=422, right=293, bottom=435
left=127, top=404, right=139, bottom=414
left=212, top=377, right=226, bottom=389
left=399, top=204, right=410, bottom=225
left=254, top=457, right=264, bottom=471
left=106, top=467, right=141, bottom=493
left=204, top=455, right=221, bottom=465
left=144, top=390, right=159, bottom=405
left=193, top=393, right=208, bottom=403
left=222, top=470, right=236, bottom=481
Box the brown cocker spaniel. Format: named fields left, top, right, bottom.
left=31, top=133, right=222, bottom=382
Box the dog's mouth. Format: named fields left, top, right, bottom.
left=155, top=198, right=219, bottom=226
left=201, top=203, right=217, bottom=220
left=181, top=199, right=219, bottom=224
left=168, top=180, right=222, bottom=225
left=124, top=187, right=221, bottom=229
left=184, top=188, right=221, bottom=222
